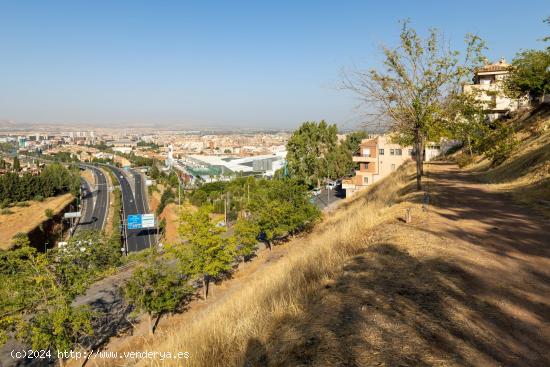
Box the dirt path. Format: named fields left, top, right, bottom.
left=263, top=161, right=550, bottom=367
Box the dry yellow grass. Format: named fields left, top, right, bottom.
left=81, top=168, right=95, bottom=187
left=466, top=105, right=550, bottom=216
left=118, top=164, right=418, bottom=367
left=0, top=193, right=74, bottom=249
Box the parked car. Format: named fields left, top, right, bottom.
left=326, top=181, right=337, bottom=190
left=310, top=187, right=322, bottom=196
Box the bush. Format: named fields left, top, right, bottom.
left=1, top=208, right=13, bottom=215
left=45, top=208, right=54, bottom=219
left=34, top=195, right=44, bottom=202
left=456, top=153, right=475, bottom=168
left=16, top=201, right=30, bottom=207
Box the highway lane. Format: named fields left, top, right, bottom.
left=76, top=166, right=109, bottom=232
left=77, top=178, right=95, bottom=232
left=132, top=169, right=154, bottom=249
left=107, top=166, right=154, bottom=253
left=89, top=166, right=108, bottom=231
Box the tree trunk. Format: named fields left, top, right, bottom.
left=414, top=129, right=423, bottom=191
left=148, top=312, right=154, bottom=336
left=202, top=276, right=208, bottom=300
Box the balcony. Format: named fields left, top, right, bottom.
left=353, top=155, right=376, bottom=163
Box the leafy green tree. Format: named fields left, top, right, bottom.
left=248, top=179, right=320, bottom=249
left=124, top=258, right=191, bottom=335
left=233, top=218, right=259, bottom=262
left=504, top=49, right=550, bottom=102
left=52, top=230, right=121, bottom=298
left=286, top=120, right=339, bottom=187
left=176, top=205, right=235, bottom=299
left=344, top=20, right=485, bottom=190
left=0, top=244, right=93, bottom=366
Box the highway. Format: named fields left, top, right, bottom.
left=76, top=166, right=109, bottom=232
left=107, top=165, right=155, bottom=252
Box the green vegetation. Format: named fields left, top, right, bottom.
left=0, top=229, right=123, bottom=360
left=174, top=205, right=236, bottom=299
left=505, top=49, right=550, bottom=101
left=124, top=255, right=192, bottom=335
left=286, top=120, right=350, bottom=187
left=0, top=163, right=80, bottom=206
left=44, top=208, right=54, bottom=219
left=344, top=20, right=486, bottom=190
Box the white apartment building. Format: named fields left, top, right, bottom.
left=463, top=58, right=528, bottom=120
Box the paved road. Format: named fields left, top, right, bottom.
left=77, top=166, right=109, bottom=232
left=310, top=186, right=345, bottom=209
left=107, top=166, right=155, bottom=252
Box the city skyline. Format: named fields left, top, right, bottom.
left=0, top=0, right=548, bottom=129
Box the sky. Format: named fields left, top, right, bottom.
left=0, top=0, right=548, bottom=130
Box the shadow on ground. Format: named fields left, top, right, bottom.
left=241, top=243, right=550, bottom=367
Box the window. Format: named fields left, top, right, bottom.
left=391, top=164, right=396, bottom=171
left=362, top=148, right=371, bottom=157
left=379, top=148, right=384, bottom=155
left=395, top=149, right=402, bottom=156
left=363, top=176, right=369, bottom=184
left=390, top=149, right=395, bottom=156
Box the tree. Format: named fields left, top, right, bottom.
left=344, top=20, right=485, bottom=190
left=176, top=205, right=235, bottom=299
left=124, top=258, right=191, bottom=335
left=0, top=244, right=93, bottom=366
left=504, top=49, right=550, bottom=102
left=233, top=218, right=259, bottom=262
left=12, top=156, right=20, bottom=172
left=286, top=120, right=339, bottom=187
left=248, top=179, right=320, bottom=249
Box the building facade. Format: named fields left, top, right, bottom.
left=343, top=135, right=411, bottom=197
left=463, top=58, right=528, bottom=120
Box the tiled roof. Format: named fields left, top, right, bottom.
left=476, top=59, right=510, bottom=73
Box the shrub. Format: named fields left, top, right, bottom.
left=1, top=208, right=13, bottom=215
left=34, top=195, right=44, bottom=202
left=456, top=153, right=475, bottom=168
left=45, top=208, right=54, bottom=219
left=15, top=201, right=30, bottom=207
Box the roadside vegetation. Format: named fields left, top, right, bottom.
left=0, top=229, right=123, bottom=366
left=0, top=162, right=80, bottom=207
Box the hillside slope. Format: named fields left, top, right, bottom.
left=468, top=104, right=550, bottom=215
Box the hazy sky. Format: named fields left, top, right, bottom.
left=0, top=1, right=548, bottom=129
